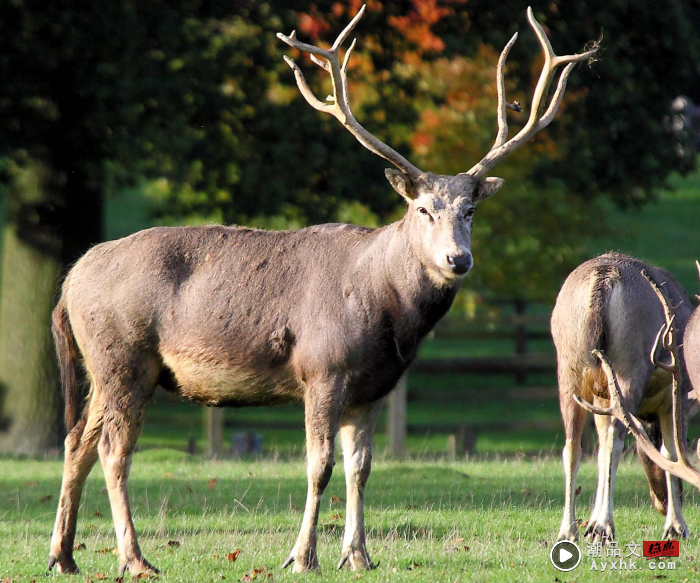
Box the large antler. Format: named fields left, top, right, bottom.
left=575, top=271, right=700, bottom=489
left=466, top=7, right=599, bottom=179
left=277, top=5, right=423, bottom=179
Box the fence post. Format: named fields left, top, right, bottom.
left=388, top=374, right=407, bottom=458
left=206, top=407, right=225, bottom=458
left=514, top=299, right=528, bottom=385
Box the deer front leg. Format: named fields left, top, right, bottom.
left=337, top=401, right=382, bottom=570
left=282, top=378, right=344, bottom=573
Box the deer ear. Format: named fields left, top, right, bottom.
left=385, top=169, right=416, bottom=200
left=474, top=177, right=504, bottom=202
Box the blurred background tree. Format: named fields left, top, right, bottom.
left=0, top=0, right=698, bottom=453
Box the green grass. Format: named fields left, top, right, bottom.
left=2, top=452, right=699, bottom=582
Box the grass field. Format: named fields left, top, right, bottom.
left=2, top=452, right=700, bottom=582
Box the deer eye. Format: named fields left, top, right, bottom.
left=465, top=207, right=475, bottom=218
left=417, top=207, right=434, bottom=222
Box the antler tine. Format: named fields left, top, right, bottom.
left=466, top=6, right=599, bottom=179
left=331, top=4, right=366, bottom=51
left=575, top=349, right=700, bottom=489
left=278, top=5, right=423, bottom=179
left=642, top=270, right=694, bottom=469
left=494, top=32, right=519, bottom=149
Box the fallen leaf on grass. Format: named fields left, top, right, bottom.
left=94, top=510, right=103, bottom=518
left=209, top=478, right=217, bottom=490
left=331, top=514, right=343, bottom=521
left=95, top=547, right=117, bottom=554
left=40, top=495, right=53, bottom=503
left=227, top=549, right=241, bottom=562
left=330, top=495, right=343, bottom=505
left=240, top=566, right=271, bottom=581
left=163, top=472, right=175, bottom=478
left=167, top=540, right=180, bottom=548
left=94, top=573, right=105, bottom=581
left=406, top=562, right=421, bottom=571
left=74, top=542, right=86, bottom=551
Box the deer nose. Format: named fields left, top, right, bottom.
left=447, top=252, right=473, bottom=275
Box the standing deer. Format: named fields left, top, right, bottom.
left=553, top=253, right=694, bottom=544
left=48, top=6, right=597, bottom=575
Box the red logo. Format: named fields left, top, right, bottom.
left=643, top=541, right=679, bottom=559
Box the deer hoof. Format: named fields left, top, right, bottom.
left=556, top=530, right=578, bottom=543
left=662, top=523, right=689, bottom=540
left=585, top=523, right=615, bottom=545
left=337, top=547, right=376, bottom=570
left=118, top=557, right=160, bottom=577
left=281, top=547, right=319, bottom=573
left=48, top=553, right=80, bottom=574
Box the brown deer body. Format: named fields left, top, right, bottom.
left=685, top=267, right=700, bottom=409
left=552, top=253, right=693, bottom=544
left=49, top=6, right=597, bottom=575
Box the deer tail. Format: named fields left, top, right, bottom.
left=585, top=265, right=621, bottom=366
left=52, top=284, right=81, bottom=432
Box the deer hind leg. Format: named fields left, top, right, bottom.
left=49, top=393, right=104, bottom=573
left=637, top=420, right=668, bottom=516
left=282, top=376, right=345, bottom=573
left=658, top=409, right=689, bottom=539
left=337, top=401, right=382, bottom=570
left=97, top=357, right=159, bottom=576
left=585, top=411, right=625, bottom=544
left=557, top=374, right=588, bottom=542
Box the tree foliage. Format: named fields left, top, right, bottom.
left=1, top=0, right=699, bottom=290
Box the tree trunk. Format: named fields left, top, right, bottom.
left=0, top=158, right=63, bottom=454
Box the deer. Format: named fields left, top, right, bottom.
left=48, top=5, right=598, bottom=576
left=552, top=253, right=696, bottom=545
left=573, top=261, right=700, bottom=492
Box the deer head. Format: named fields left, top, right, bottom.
left=278, top=6, right=598, bottom=285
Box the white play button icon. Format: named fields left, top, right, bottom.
left=559, top=548, right=573, bottom=562
left=550, top=541, right=581, bottom=572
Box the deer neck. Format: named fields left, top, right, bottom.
left=351, top=219, right=459, bottom=348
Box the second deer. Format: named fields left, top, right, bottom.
left=552, top=253, right=694, bottom=543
